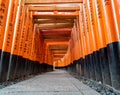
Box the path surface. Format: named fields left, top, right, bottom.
left=0, top=70, right=100, bottom=95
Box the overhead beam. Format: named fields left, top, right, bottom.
left=44, top=39, right=70, bottom=42
left=44, top=35, right=70, bottom=38
left=38, top=23, right=73, bottom=30
left=54, top=57, right=63, bottom=59
left=54, top=55, right=64, bottom=57
left=41, top=28, right=72, bottom=32
left=46, top=41, right=69, bottom=45
left=51, top=48, right=68, bottom=50
left=34, top=19, right=74, bottom=24
left=41, top=31, right=71, bottom=36
left=44, top=39, right=69, bottom=42
left=45, top=33, right=70, bottom=36
left=49, top=46, right=68, bottom=50
left=54, top=54, right=65, bottom=56
left=29, top=6, right=80, bottom=12
left=53, top=51, right=67, bottom=54
left=44, top=36, right=70, bottom=40
left=53, top=57, right=62, bottom=59
left=53, top=56, right=63, bottom=58
left=52, top=50, right=67, bottom=53
left=25, top=0, right=83, bottom=4
left=33, top=14, right=78, bottom=19
left=44, top=39, right=69, bottom=43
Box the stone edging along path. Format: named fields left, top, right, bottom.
left=69, top=72, right=120, bottom=95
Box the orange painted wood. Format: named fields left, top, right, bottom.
left=83, top=2, right=91, bottom=56
left=78, top=4, right=85, bottom=58
left=18, top=6, right=27, bottom=56
left=30, top=25, right=36, bottom=61
left=11, top=0, right=24, bottom=55
left=0, top=0, right=9, bottom=50
left=2, top=0, right=18, bottom=53
left=101, top=0, right=119, bottom=43
left=111, top=0, right=120, bottom=40
left=85, top=0, right=96, bottom=53
left=20, top=7, right=30, bottom=58
left=25, top=0, right=83, bottom=4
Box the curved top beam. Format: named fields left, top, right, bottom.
left=25, top=0, right=83, bottom=4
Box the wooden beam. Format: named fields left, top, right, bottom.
left=49, top=46, right=68, bottom=50
left=29, top=6, right=80, bottom=12
left=44, top=35, right=70, bottom=38
left=41, top=31, right=71, bottom=36
left=33, top=14, right=78, bottom=19
left=25, top=0, right=83, bottom=4
left=53, top=57, right=62, bottom=59
left=44, top=36, right=70, bottom=41
left=52, top=50, right=67, bottom=52
left=46, top=41, right=69, bottom=45
left=38, top=23, right=73, bottom=29
left=44, top=39, right=69, bottom=42
left=51, top=48, right=68, bottom=50
left=44, top=39, right=69, bottom=44
left=53, top=51, right=67, bottom=54
left=34, top=19, right=74, bottom=24
left=43, top=33, right=71, bottom=36
left=41, top=28, right=72, bottom=32
left=54, top=55, right=64, bottom=57
left=53, top=53, right=66, bottom=55
left=53, top=56, right=63, bottom=58
left=44, top=36, right=70, bottom=40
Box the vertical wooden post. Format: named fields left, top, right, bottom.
left=93, top=0, right=111, bottom=85
left=86, top=0, right=98, bottom=82
left=0, top=0, right=9, bottom=58
left=101, top=0, right=120, bottom=89
left=7, top=0, right=23, bottom=80
left=0, top=0, right=18, bottom=82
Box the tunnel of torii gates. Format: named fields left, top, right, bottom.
left=0, top=0, right=120, bottom=90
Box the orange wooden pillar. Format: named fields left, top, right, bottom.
left=78, top=4, right=85, bottom=77
left=82, top=1, right=92, bottom=79
left=24, top=12, right=34, bottom=75
left=72, top=25, right=79, bottom=73
left=13, top=5, right=28, bottom=78
left=0, top=0, right=18, bottom=82
left=85, top=0, right=98, bottom=81
left=100, top=0, right=120, bottom=89
left=86, top=0, right=102, bottom=82
left=29, top=25, right=35, bottom=74
left=88, top=0, right=102, bottom=81
left=16, top=6, right=30, bottom=77
left=110, top=0, right=120, bottom=39
left=6, top=0, right=24, bottom=80
left=27, top=13, right=35, bottom=75
left=92, top=0, right=112, bottom=85
left=33, top=27, right=41, bottom=73
left=0, top=0, right=9, bottom=57
left=70, top=31, right=76, bottom=73
left=74, top=19, right=81, bottom=75
left=31, top=28, right=38, bottom=74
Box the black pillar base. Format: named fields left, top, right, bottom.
left=84, top=56, right=90, bottom=79
left=83, top=58, right=88, bottom=78
left=14, top=56, right=22, bottom=79
left=93, top=51, right=102, bottom=82
left=79, top=58, right=84, bottom=76
left=0, top=49, right=1, bottom=59
left=0, top=51, right=10, bottom=82
left=107, top=42, right=120, bottom=90
left=99, top=48, right=111, bottom=86
left=89, top=54, right=96, bottom=80
left=7, top=54, right=18, bottom=81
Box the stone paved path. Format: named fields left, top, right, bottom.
left=0, top=70, right=100, bottom=95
